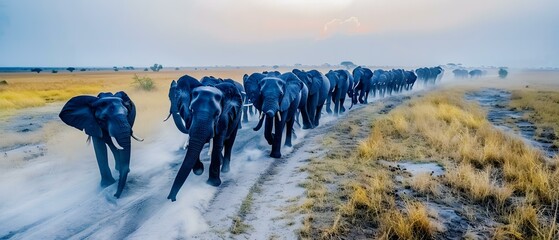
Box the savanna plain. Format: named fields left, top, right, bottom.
left=1, top=68, right=558, bottom=239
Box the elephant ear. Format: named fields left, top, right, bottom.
left=279, top=73, right=303, bottom=112
left=59, top=95, right=103, bottom=138
left=114, top=91, right=136, bottom=127
left=308, top=71, right=322, bottom=95
left=244, top=73, right=263, bottom=110
left=216, top=82, right=242, bottom=129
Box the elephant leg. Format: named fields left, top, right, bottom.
left=314, top=105, right=323, bottom=127
left=285, top=119, right=294, bottom=147
left=92, top=137, right=116, bottom=187
left=221, top=129, right=238, bottom=173
left=270, top=114, right=285, bottom=158
left=359, top=89, right=365, bottom=104
left=365, top=91, right=369, bottom=104
left=207, top=138, right=224, bottom=187
left=334, top=97, right=340, bottom=116
left=242, top=106, right=249, bottom=123
left=340, top=98, right=346, bottom=113
left=306, top=96, right=316, bottom=127
left=325, top=92, right=333, bottom=114
left=193, top=156, right=204, bottom=175
left=300, top=106, right=313, bottom=129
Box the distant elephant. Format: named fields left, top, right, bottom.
left=292, top=69, right=330, bottom=128
left=249, top=72, right=308, bottom=158
left=351, top=66, right=373, bottom=105
left=452, top=69, right=469, bottom=78
left=469, top=69, right=483, bottom=78
left=59, top=91, right=142, bottom=198
left=167, top=82, right=243, bottom=201
left=498, top=68, right=508, bottom=79
left=404, top=70, right=417, bottom=91
left=325, top=69, right=351, bottom=116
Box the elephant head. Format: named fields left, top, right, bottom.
left=243, top=73, right=267, bottom=113
left=59, top=91, right=138, bottom=198
left=168, top=74, right=202, bottom=134
left=167, top=83, right=242, bottom=201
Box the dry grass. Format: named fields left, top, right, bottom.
left=378, top=201, right=440, bottom=240
left=408, top=173, right=441, bottom=197
left=303, top=89, right=558, bottom=239
left=510, top=89, right=559, bottom=146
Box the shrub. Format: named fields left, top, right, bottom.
left=51, top=70, right=58, bottom=73
left=132, top=74, right=155, bottom=91
left=0, top=80, right=7, bottom=85
left=66, top=67, right=75, bottom=72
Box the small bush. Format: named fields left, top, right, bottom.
left=132, top=74, right=155, bottom=91
left=0, top=80, right=7, bottom=85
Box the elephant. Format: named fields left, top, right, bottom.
left=249, top=72, right=308, bottom=158
left=452, top=69, right=469, bottom=78
left=167, top=82, right=243, bottom=201
left=244, top=72, right=312, bottom=130
left=167, top=74, right=203, bottom=135
left=469, top=69, right=484, bottom=78
left=416, top=67, right=443, bottom=84
left=292, top=69, right=330, bottom=128
left=404, top=70, right=417, bottom=91
left=351, top=66, right=374, bottom=105
left=325, top=69, right=351, bottom=116
left=59, top=91, right=142, bottom=198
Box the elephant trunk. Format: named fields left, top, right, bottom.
left=253, top=113, right=265, bottom=131
left=108, top=116, right=132, bottom=149
left=167, top=118, right=212, bottom=202
left=262, top=98, right=279, bottom=118
left=171, top=107, right=190, bottom=134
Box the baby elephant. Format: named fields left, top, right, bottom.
left=59, top=91, right=143, bottom=198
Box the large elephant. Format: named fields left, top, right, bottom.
left=249, top=72, right=308, bottom=158
left=325, top=69, right=351, bottom=116
left=167, top=82, right=243, bottom=201
left=292, top=69, right=330, bottom=128
left=59, top=91, right=142, bottom=198
left=244, top=72, right=312, bottom=130
left=351, top=66, right=374, bottom=105
left=167, top=74, right=203, bottom=135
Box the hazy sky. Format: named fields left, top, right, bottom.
left=0, top=0, right=558, bottom=68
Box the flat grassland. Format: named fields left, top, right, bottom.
left=2, top=68, right=558, bottom=239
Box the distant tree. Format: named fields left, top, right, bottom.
left=67, top=67, right=75, bottom=72
left=31, top=68, right=42, bottom=73
left=194, top=68, right=198, bottom=70
left=175, top=67, right=180, bottom=70
left=321, top=63, right=331, bottom=68
left=150, top=63, right=163, bottom=72
left=80, top=68, right=86, bottom=72
left=51, top=70, right=58, bottom=73
left=340, top=61, right=356, bottom=69
left=498, top=68, right=508, bottom=79
left=272, top=65, right=279, bottom=69
left=294, top=63, right=303, bottom=67
left=144, top=68, right=149, bottom=71
left=113, top=66, right=119, bottom=72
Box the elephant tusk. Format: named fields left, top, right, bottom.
left=276, top=112, right=282, bottom=122
left=182, top=135, right=189, bottom=150
left=132, top=133, right=144, bottom=142
left=208, top=138, right=213, bottom=156
left=111, top=137, right=124, bottom=150
left=163, top=113, right=172, bottom=122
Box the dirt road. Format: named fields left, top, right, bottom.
left=0, top=86, right=421, bottom=240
